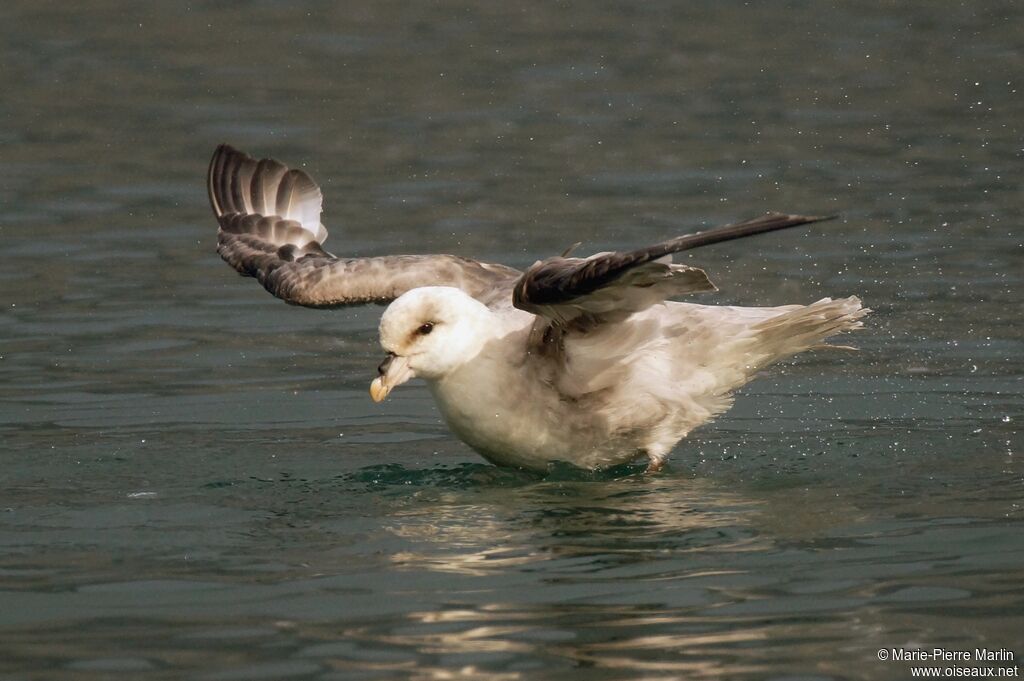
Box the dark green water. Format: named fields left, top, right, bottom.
left=2, top=2, right=1022, bottom=679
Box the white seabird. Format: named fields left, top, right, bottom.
left=208, top=145, right=868, bottom=472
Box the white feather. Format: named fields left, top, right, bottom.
left=376, top=287, right=867, bottom=472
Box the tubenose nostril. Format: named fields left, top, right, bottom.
left=377, top=352, right=396, bottom=376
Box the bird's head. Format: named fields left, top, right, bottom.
left=370, top=286, right=493, bottom=402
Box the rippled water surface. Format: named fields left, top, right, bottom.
left=2, top=2, right=1022, bottom=679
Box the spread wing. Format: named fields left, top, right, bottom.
left=512, top=213, right=834, bottom=324
left=209, top=144, right=521, bottom=308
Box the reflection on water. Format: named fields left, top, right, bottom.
left=384, top=474, right=762, bottom=577
left=2, top=0, right=1023, bottom=678
left=3, top=460, right=1019, bottom=679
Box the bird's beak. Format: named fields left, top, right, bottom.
left=369, top=352, right=414, bottom=402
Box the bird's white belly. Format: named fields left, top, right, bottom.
left=428, top=364, right=645, bottom=471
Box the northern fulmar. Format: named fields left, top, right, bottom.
left=208, top=144, right=868, bottom=472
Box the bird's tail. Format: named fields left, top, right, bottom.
left=743, top=296, right=869, bottom=372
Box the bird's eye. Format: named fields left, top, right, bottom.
left=417, top=322, right=434, bottom=335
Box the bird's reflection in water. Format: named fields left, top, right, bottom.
left=338, top=464, right=777, bottom=678
left=310, top=601, right=772, bottom=680
left=382, top=465, right=765, bottom=576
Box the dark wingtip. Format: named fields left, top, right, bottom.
left=208, top=144, right=255, bottom=218
left=799, top=213, right=839, bottom=224
left=760, top=211, right=837, bottom=225
left=789, top=212, right=839, bottom=226
left=207, top=145, right=228, bottom=217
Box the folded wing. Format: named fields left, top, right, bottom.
left=209, top=145, right=521, bottom=308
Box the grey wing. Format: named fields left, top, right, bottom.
left=209, top=145, right=521, bottom=308
left=512, top=212, right=833, bottom=324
